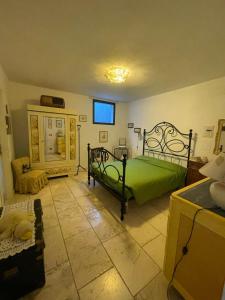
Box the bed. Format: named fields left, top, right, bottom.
left=87, top=121, right=192, bottom=220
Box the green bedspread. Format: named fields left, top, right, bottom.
left=91, top=155, right=186, bottom=205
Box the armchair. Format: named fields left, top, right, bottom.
left=12, top=157, right=48, bottom=194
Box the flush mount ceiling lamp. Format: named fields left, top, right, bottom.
left=105, top=66, right=129, bottom=83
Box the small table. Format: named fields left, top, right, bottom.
left=186, top=160, right=206, bottom=185
left=164, top=179, right=225, bottom=300
left=113, top=147, right=129, bottom=160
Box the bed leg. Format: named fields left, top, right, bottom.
left=120, top=198, right=126, bottom=221
left=87, top=143, right=91, bottom=185
left=120, top=203, right=124, bottom=221
left=121, top=154, right=127, bottom=221
left=124, top=204, right=127, bottom=215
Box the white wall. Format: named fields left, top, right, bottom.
left=128, top=77, right=225, bottom=160
left=0, top=65, right=14, bottom=203
left=8, top=81, right=128, bottom=167
left=8, top=76, right=225, bottom=173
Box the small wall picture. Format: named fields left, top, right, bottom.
left=134, top=127, right=141, bottom=133
left=99, top=131, right=108, bottom=143
left=119, top=137, right=126, bottom=146
left=56, top=119, right=62, bottom=128
left=128, top=123, right=134, bottom=128
left=79, top=115, right=87, bottom=122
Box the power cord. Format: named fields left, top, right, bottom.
left=167, top=207, right=204, bottom=300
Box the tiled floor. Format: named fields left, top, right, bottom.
left=13, top=172, right=183, bottom=300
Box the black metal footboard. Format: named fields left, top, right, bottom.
left=87, top=143, right=127, bottom=221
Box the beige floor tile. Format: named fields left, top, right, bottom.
left=29, top=188, right=51, bottom=200
left=143, top=235, right=166, bottom=269
left=87, top=208, right=124, bottom=242
left=49, top=177, right=66, bottom=184
left=30, top=192, right=53, bottom=207
left=48, top=177, right=66, bottom=188
left=18, top=175, right=173, bottom=299
left=54, top=198, right=79, bottom=213
left=42, top=204, right=58, bottom=229
left=69, top=182, right=90, bottom=198
left=64, top=175, right=80, bottom=184
left=104, top=232, right=160, bottom=295
left=52, top=189, right=76, bottom=201
left=34, top=184, right=51, bottom=195
left=148, top=194, right=170, bottom=213
left=89, top=189, right=121, bottom=221
left=13, top=193, right=30, bottom=203
left=40, top=194, right=53, bottom=207
left=135, top=272, right=183, bottom=300
left=24, top=262, right=79, bottom=300
left=44, top=226, right=68, bottom=271
left=110, top=199, right=158, bottom=224
left=136, top=203, right=159, bottom=221
left=89, top=184, right=117, bottom=206
left=79, top=268, right=133, bottom=300
left=50, top=182, right=73, bottom=201
left=65, top=228, right=112, bottom=289
left=66, top=179, right=91, bottom=197
left=124, top=213, right=160, bottom=246
left=50, top=180, right=74, bottom=195
left=109, top=203, right=124, bottom=222
left=77, top=194, right=104, bottom=215
left=59, top=211, right=91, bottom=239
left=148, top=212, right=168, bottom=236
left=57, top=205, right=83, bottom=220
left=73, top=171, right=87, bottom=183
left=52, top=190, right=75, bottom=201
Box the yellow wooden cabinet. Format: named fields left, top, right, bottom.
left=27, top=105, right=77, bottom=177
left=164, top=178, right=225, bottom=300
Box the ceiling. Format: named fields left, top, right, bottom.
left=0, top=1, right=225, bottom=101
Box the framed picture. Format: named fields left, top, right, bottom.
left=134, top=127, right=141, bottom=133
left=119, top=137, right=126, bottom=146
left=79, top=115, right=87, bottom=122
left=99, top=131, right=108, bottom=143
left=128, top=123, right=134, bottom=128
left=56, top=119, right=62, bottom=128
left=48, top=118, right=52, bottom=129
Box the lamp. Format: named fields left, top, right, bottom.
left=105, top=66, right=129, bottom=83
left=199, top=153, right=225, bottom=210
left=76, top=125, right=86, bottom=175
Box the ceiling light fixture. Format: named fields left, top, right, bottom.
left=105, top=66, right=129, bottom=83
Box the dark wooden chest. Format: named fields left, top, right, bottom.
left=0, top=199, right=45, bottom=300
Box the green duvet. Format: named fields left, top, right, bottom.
left=91, top=155, right=186, bottom=205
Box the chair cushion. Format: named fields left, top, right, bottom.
left=21, top=170, right=46, bottom=180
left=17, top=170, right=48, bottom=194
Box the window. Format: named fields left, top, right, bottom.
left=93, top=99, right=115, bottom=125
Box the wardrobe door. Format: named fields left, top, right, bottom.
left=43, top=115, right=67, bottom=162
left=68, top=116, right=76, bottom=160
left=28, top=113, right=41, bottom=164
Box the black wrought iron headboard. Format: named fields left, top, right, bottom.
left=142, top=121, right=192, bottom=167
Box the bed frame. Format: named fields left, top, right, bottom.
left=87, top=121, right=192, bottom=221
